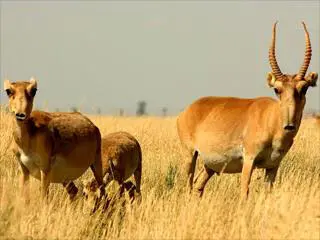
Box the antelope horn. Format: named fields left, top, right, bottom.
left=269, top=21, right=283, bottom=80
left=296, top=21, right=312, bottom=80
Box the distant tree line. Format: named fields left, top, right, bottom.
left=136, top=101, right=147, bottom=116
left=59, top=100, right=172, bottom=116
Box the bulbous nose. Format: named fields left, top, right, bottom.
left=284, top=124, right=296, bottom=131
left=15, top=113, right=26, bottom=121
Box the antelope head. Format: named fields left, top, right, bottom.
left=267, top=22, right=318, bottom=132
left=3, top=77, right=38, bottom=122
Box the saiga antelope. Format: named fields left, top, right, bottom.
left=82, top=131, right=142, bottom=209
left=177, top=22, right=318, bottom=199
left=3, top=78, right=105, bottom=201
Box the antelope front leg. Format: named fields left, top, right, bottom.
left=264, top=167, right=279, bottom=193
left=19, top=162, right=30, bottom=203
left=40, top=170, right=51, bottom=202
left=241, top=155, right=255, bottom=200
left=39, top=153, right=54, bottom=203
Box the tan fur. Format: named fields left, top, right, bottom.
left=177, top=23, right=318, bottom=199
left=3, top=78, right=105, bottom=202
left=83, top=131, right=142, bottom=206
left=312, top=114, right=320, bottom=127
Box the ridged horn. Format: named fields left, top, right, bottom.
left=268, top=21, right=283, bottom=80
left=296, top=21, right=312, bottom=80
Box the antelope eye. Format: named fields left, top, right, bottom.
left=29, top=88, right=37, bottom=97
left=5, top=89, right=12, bottom=96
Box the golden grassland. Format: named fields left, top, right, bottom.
left=0, top=110, right=319, bottom=240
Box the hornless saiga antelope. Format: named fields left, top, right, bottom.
left=82, top=131, right=142, bottom=209
left=3, top=78, right=105, bottom=202
left=177, top=22, right=318, bottom=199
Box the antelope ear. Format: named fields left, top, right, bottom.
left=29, top=77, right=38, bottom=89
left=305, top=72, right=318, bottom=87
left=267, top=72, right=276, bottom=87
left=3, top=79, right=11, bottom=91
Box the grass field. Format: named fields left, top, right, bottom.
left=0, top=110, right=319, bottom=240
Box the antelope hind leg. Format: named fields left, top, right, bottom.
left=62, top=181, right=78, bottom=201
left=193, top=165, right=215, bottom=198
left=186, top=150, right=199, bottom=192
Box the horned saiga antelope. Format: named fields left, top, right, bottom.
left=82, top=131, right=142, bottom=209
left=3, top=78, right=105, bottom=201
left=177, top=22, right=318, bottom=199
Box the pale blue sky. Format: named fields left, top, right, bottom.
left=1, top=1, right=319, bottom=115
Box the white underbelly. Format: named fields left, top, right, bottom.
left=20, top=152, right=89, bottom=183
left=20, top=152, right=41, bottom=179
left=200, top=146, right=243, bottom=173
left=200, top=145, right=285, bottom=173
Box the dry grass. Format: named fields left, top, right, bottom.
left=0, top=111, right=319, bottom=240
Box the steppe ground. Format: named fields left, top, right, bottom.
left=0, top=110, right=319, bottom=240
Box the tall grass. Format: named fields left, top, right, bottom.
left=0, top=111, right=319, bottom=239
